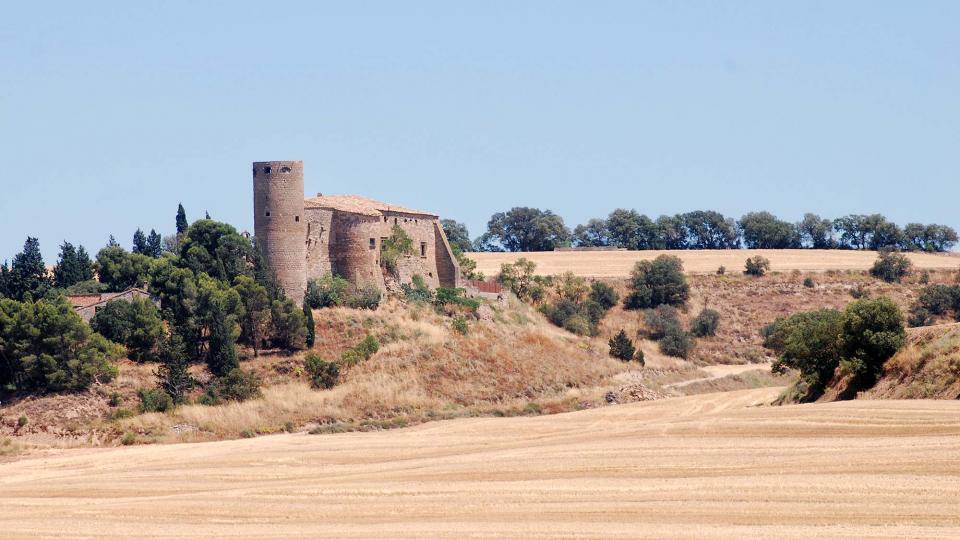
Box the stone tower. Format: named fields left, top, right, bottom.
left=253, top=160, right=307, bottom=303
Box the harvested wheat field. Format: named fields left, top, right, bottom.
left=471, top=249, right=960, bottom=278
left=3, top=388, right=960, bottom=539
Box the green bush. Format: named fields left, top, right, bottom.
left=624, top=255, right=689, bottom=310
left=402, top=275, right=434, bottom=303
left=304, top=353, right=340, bottom=389
left=643, top=305, right=681, bottom=340
left=608, top=329, right=636, bottom=361
left=589, top=281, right=619, bottom=311
left=907, top=306, right=933, bottom=328
left=305, top=274, right=350, bottom=308
left=690, top=308, right=721, bottom=337
left=659, top=324, right=694, bottom=359
left=91, top=297, right=164, bottom=362
left=380, top=225, right=415, bottom=275
left=205, top=368, right=262, bottom=403
left=435, top=287, right=480, bottom=311
left=803, top=276, right=816, bottom=288
left=137, top=388, right=173, bottom=413
left=346, top=285, right=382, bottom=310
left=16, top=415, right=28, bottom=428
left=340, top=336, right=380, bottom=366
left=452, top=315, right=469, bottom=335
left=917, top=284, right=960, bottom=316
left=744, top=256, right=771, bottom=277
left=870, top=250, right=911, bottom=283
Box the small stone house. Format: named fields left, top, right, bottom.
left=67, top=288, right=158, bottom=323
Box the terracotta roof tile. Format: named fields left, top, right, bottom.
left=304, top=195, right=437, bottom=218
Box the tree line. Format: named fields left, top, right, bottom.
left=441, top=209, right=958, bottom=253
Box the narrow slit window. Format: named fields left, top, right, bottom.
left=369, top=238, right=376, bottom=250
left=264, top=166, right=272, bottom=174
left=420, top=242, right=427, bottom=257
left=265, top=211, right=271, bottom=217
left=281, top=166, right=291, bottom=173
left=295, top=215, right=300, bottom=222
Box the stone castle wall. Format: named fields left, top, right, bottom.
left=253, top=160, right=307, bottom=303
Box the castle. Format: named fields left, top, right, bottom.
left=253, top=160, right=461, bottom=302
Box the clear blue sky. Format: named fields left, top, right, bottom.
left=2, top=1, right=958, bottom=260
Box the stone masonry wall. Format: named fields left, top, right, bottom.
left=253, top=160, right=307, bottom=303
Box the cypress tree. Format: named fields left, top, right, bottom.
left=107, top=235, right=119, bottom=247
left=9, top=237, right=50, bottom=300
left=0, top=261, right=10, bottom=298
left=176, top=203, right=188, bottom=234
left=53, top=241, right=94, bottom=288
left=132, top=229, right=148, bottom=255
left=155, top=331, right=195, bottom=404
left=303, top=303, right=315, bottom=348
left=146, top=229, right=163, bottom=258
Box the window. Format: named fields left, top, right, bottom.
left=369, top=238, right=376, bottom=250
left=394, top=218, right=398, bottom=225
left=264, top=166, right=272, bottom=174
left=265, top=211, right=271, bottom=217
left=295, top=215, right=300, bottom=222
left=420, top=242, right=427, bottom=257
left=281, top=166, right=291, bottom=173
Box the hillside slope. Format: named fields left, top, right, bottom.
left=3, top=388, right=960, bottom=539
left=864, top=323, right=960, bottom=400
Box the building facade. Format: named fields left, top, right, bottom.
left=253, top=160, right=461, bottom=303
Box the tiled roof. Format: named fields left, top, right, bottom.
left=304, top=195, right=437, bottom=218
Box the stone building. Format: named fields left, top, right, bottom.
left=66, top=288, right=158, bottom=323
left=253, top=160, right=461, bottom=303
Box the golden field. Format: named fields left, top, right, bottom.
left=2, top=387, right=959, bottom=539
left=471, top=249, right=960, bottom=278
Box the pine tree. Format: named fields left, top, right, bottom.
left=146, top=229, right=163, bottom=258
left=0, top=261, right=10, bottom=298
left=132, top=229, right=148, bottom=255
left=205, top=211, right=211, bottom=220
left=176, top=203, right=188, bottom=234
left=303, top=303, right=315, bottom=348
left=206, top=304, right=239, bottom=377
left=155, top=331, right=195, bottom=404
left=608, top=329, right=637, bottom=362
left=9, top=237, right=50, bottom=300
left=107, top=235, right=119, bottom=247
left=53, top=241, right=94, bottom=288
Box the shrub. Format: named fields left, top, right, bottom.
left=340, top=336, right=380, bottom=366
left=643, top=305, right=681, bottom=340
left=497, top=258, right=538, bottom=301
left=690, top=308, right=720, bottom=337
left=849, top=283, right=870, bottom=299
left=744, top=256, right=770, bottom=277
left=137, top=388, right=173, bottom=413
left=402, top=275, right=434, bottom=303
left=304, top=353, right=339, bottom=389
left=634, top=348, right=645, bottom=366
left=271, top=298, right=308, bottom=350
left=435, top=287, right=480, bottom=312
left=659, top=324, right=694, bottom=358
left=561, top=314, right=593, bottom=336
left=917, top=284, right=959, bottom=316
left=16, top=415, right=28, bottom=429
left=452, top=315, right=469, bottom=335
left=121, top=432, right=137, bottom=446
left=918, top=270, right=930, bottom=285
left=839, top=297, right=905, bottom=385
left=716, top=266, right=726, bottom=275
left=589, top=281, right=619, bottom=311
left=624, top=255, right=689, bottom=310
left=870, top=250, right=911, bottom=283
left=108, top=391, right=122, bottom=407
left=803, top=276, right=816, bottom=288
left=907, top=306, right=933, bottom=328
left=206, top=368, right=262, bottom=403
left=90, top=298, right=164, bottom=362
left=608, top=330, right=636, bottom=361
left=346, top=285, right=382, bottom=310
left=305, top=274, right=350, bottom=308
left=380, top=225, right=415, bottom=275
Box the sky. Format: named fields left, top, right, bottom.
left=1, top=1, right=958, bottom=260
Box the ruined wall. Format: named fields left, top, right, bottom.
left=434, top=221, right=461, bottom=289
left=304, top=207, right=334, bottom=279
left=253, top=160, right=307, bottom=303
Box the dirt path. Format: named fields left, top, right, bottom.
left=2, top=387, right=960, bottom=539
left=665, top=362, right=772, bottom=389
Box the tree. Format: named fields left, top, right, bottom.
left=179, top=219, right=255, bottom=283
left=838, top=297, right=905, bottom=391
left=655, top=215, right=688, bottom=249
left=497, top=258, right=539, bottom=301
left=863, top=214, right=903, bottom=251
left=798, top=213, right=834, bottom=248
left=145, top=230, right=163, bottom=258
left=95, top=245, right=152, bottom=291
left=589, top=281, right=619, bottom=311
left=833, top=215, right=868, bottom=249
left=233, top=275, right=271, bottom=357
left=197, top=274, right=243, bottom=376
left=904, top=223, right=958, bottom=252
left=572, top=219, right=610, bottom=247
left=154, top=331, right=195, bottom=404
left=132, top=229, right=148, bottom=255
left=479, top=207, right=571, bottom=252
left=53, top=241, right=95, bottom=289
left=738, top=211, right=799, bottom=249
left=380, top=224, right=415, bottom=275
left=303, top=303, right=315, bottom=348
left=624, top=255, right=689, bottom=310
left=744, top=256, right=771, bottom=277
left=680, top=211, right=739, bottom=249
left=0, top=262, right=10, bottom=298
left=606, top=209, right=662, bottom=250
left=690, top=308, right=721, bottom=337
left=90, top=298, right=164, bottom=362
left=659, top=324, right=694, bottom=358
left=608, top=330, right=637, bottom=361
left=271, top=298, right=307, bottom=351
left=7, top=237, right=51, bottom=301
left=765, top=309, right=845, bottom=400
left=176, top=203, right=189, bottom=235
left=440, top=219, right=473, bottom=252
left=870, top=250, right=911, bottom=283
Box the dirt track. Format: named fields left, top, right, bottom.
left=471, top=249, right=960, bottom=278
left=3, top=388, right=960, bottom=539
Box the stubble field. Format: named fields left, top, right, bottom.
left=2, top=387, right=959, bottom=539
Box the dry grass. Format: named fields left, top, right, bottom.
left=3, top=388, right=960, bottom=539
left=867, top=324, right=960, bottom=399
left=471, top=249, right=960, bottom=278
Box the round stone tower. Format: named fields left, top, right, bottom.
left=253, top=160, right=307, bottom=303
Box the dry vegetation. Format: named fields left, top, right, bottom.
left=471, top=248, right=960, bottom=278
left=2, top=387, right=960, bottom=539
left=866, top=323, right=960, bottom=399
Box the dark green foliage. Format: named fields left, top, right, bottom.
left=305, top=275, right=351, bottom=308
left=64, top=280, right=106, bottom=294
left=176, top=203, right=188, bottom=235
left=0, top=295, right=121, bottom=392
left=605, top=209, right=662, bottom=250
left=90, top=298, right=164, bottom=362
left=497, top=258, right=541, bottom=301
left=624, top=255, right=689, bottom=310
left=799, top=213, right=834, bottom=248
left=402, top=275, right=434, bottom=303
left=145, top=230, right=163, bottom=258
left=589, top=281, right=619, bottom=311
left=347, top=285, right=382, bottom=310
left=137, top=388, right=173, bottom=413
left=304, top=353, right=339, bottom=389
left=608, top=329, right=636, bottom=361
left=155, top=332, right=195, bottom=403
left=903, top=223, right=958, bottom=252
left=572, top=218, right=610, bottom=247
left=53, top=242, right=95, bottom=289
left=233, top=275, right=271, bottom=356
left=179, top=219, right=256, bottom=283
left=203, top=368, right=261, bottom=404
left=440, top=219, right=473, bottom=252
left=0, top=262, right=10, bottom=299
left=764, top=297, right=905, bottom=401
left=477, top=207, right=571, bottom=252
left=271, top=298, right=307, bottom=351
left=303, top=304, right=315, bottom=348
left=453, top=248, right=483, bottom=281
left=744, top=255, right=770, bottom=277
left=680, top=211, right=739, bottom=249
left=803, top=276, right=816, bottom=288
left=95, top=246, right=152, bottom=292
left=738, top=211, right=800, bottom=249
left=200, top=275, right=243, bottom=376
left=690, top=308, right=720, bottom=337
left=435, top=287, right=481, bottom=311
left=643, top=305, right=681, bottom=340
left=659, top=324, right=694, bottom=358
left=907, top=306, right=933, bottom=328
left=7, top=237, right=51, bottom=300
left=870, top=250, right=911, bottom=283
left=916, top=284, right=959, bottom=316
left=340, top=336, right=380, bottom=367
left=132, top=229, right=148, bottom=255
left=380, top=224, right=415, bottom=275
